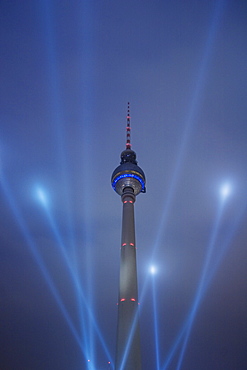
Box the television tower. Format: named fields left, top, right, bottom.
left=111, top=103, right=146, bottom=370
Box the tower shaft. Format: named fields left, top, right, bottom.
left=115, top=188, right=141, bottom=370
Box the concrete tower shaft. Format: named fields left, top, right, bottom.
left=115, top=187, right=141, bottom=370
left=120, top=190, right=138, bottom=300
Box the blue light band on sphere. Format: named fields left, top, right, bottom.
left=112, top=173, right=145, bottom=192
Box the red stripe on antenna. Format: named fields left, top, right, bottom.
left=126, top=102, right=131, bottom=149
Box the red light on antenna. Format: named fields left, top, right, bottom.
left=130, top=243, right=134, bottom=246
left=130, top=298, right=136, bottom=301
left=120, top=298, right=126, bottom=302
left=122, top=243, right=127, bottom=246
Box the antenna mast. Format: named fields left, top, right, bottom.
left=126, top=102, right=131, bottom=149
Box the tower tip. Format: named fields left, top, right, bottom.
left=126, top=102, right=131, bottom=150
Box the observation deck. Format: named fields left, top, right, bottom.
left=111, top=149, right=146, bottom=196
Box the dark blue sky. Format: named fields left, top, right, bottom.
left=1, top=1, right=247, bottom=369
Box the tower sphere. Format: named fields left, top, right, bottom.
left=111, top=149, right=146, bottom=196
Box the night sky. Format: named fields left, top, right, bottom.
left=1, top=1, right=247, bottom=369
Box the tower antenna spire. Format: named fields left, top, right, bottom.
left=126, top=102, right=131, bottom=149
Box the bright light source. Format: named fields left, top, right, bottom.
left=150, top=265, right=157, bottom=275
left=220, top=182, right=231, bottom=199
left=36, top=186, right=48, bottom=207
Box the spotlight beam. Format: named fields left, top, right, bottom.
left=0, top=176, right=86, bottom=357
left=38, top=2, right=91, bottom=358
left=161, top=183, right=232, bottom=370
left=118, top=306, right=140, bottom=370
left=40, top=0, right=112, bottom=364
left=202, top=195, right=247, bottom=305
left=78, top=0, right=97, bottom=361
left=161, top=202, right=246, bottom=370
left=151, top=269, right=160, bottom=370
left=35, top=187, right=113, bottom=364
left=176, top=182, right=232, bottom=368
left=175, top=197, right=225, bottom=370
left=150, top=0, right=226, bottom=265
left=139, top=6, right=227, bottom=351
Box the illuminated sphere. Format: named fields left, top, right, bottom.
left=111, top=149, right=146, bottom=196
